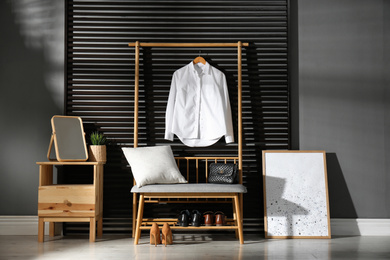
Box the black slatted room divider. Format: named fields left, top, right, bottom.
left=64, top=0, right=290, bottom=234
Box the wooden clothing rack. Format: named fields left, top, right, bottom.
left=128, top=41, right=249, bottom=244
left=128, top=41, right=248, bottom=169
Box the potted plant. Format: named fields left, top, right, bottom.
left=89, top=131, right=107, bottom=163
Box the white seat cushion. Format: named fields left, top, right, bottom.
left=131, top=183, right=247, bottom=193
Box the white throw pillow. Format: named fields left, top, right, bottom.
left=122, top=145, right=187, bottom=187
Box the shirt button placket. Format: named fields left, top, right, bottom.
left=195, top=75, right=202, bottom=137
left=198, top=75, right=203, bottom=134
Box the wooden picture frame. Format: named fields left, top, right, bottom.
left=47, top=115, right=88, bottom=162
left=262, top=150, right=331, bottom=238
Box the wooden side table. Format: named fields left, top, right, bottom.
left=36, top=161, right=104, bottom=242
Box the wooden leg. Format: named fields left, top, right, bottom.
left=132, top=192, right=137, bottom=238
left=49, top=222, right=55, bottom=237
left=232, top=199, right=239, bottom=239
left=234, top=194, right=244, bottom=244
left=134, top=194, right=144, bottom=245
left=97, top=217, right=103, bottom=238
left=96, top=165, right=103, bottom=239
left=89, top=218, right=96, bottom=242
left=240, top=193, right=244, bottom=227
left=38, top=217, right=45, bottom=242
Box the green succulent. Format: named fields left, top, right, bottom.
left=90, top=131, right=107, bottom=145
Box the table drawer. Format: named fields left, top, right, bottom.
left=38, top=185, right=95, bottom=217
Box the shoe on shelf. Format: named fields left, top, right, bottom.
left=162, top=223, right=173, bottom=247
left=191, top=210, right=202, bottom=227
left=214, top=211, right=226, bottom=226
left=150, top=223, right=161, bottom=246
left=178, top=209, right=191, bottom=227
left=203, top=211, right=214, bottom=226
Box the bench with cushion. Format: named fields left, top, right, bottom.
left=123, top=146, right=246, bottom=244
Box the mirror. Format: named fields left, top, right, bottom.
left=47, top=115, right=88, bottom=162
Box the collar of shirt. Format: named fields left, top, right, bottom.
left=189, top=61, right=211, bottom=77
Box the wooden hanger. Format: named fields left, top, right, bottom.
left=193, top=56, right=206, bottom=65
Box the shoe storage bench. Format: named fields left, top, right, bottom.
left=131, top=157, right=247, bottom=244
left=128, top=42, right=248, bottom=244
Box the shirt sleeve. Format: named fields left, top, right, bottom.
left=164, top=73, right=177, bottom=141
left=221, top=73, right=235, bottom=143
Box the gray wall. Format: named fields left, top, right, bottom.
left=298, top=0, right=390, bottom=217
left=0, top=0, right=388, bottom=218
left=386, top=0, right=390, bottom=218
left=0, top=1, right=63, bottom=214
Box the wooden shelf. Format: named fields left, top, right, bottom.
left=39, top=184, right=93, bottom=187
left=140, top=225, right=238, bottom=230
left=37, top=161, right=103, bottom=166
left=138, top=218, right=238, bottom=230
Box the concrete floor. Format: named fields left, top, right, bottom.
left=1, top=234, right=389, bottom=260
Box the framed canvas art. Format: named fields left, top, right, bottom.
left=262, top=150, right=331, bottom=238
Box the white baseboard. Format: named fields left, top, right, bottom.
left=330, top=218, right=390, bottom=236
left=0, top=216, right=50, bottom=235
left=0, top=216, right=389, bottom=236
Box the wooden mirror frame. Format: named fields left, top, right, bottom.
left=47, top=115, right=88, bottom=162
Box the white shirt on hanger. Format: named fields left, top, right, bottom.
left=165, top=61, right=234, bottom=147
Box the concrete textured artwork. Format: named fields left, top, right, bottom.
left=263, top=151, right=331, bottom=238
